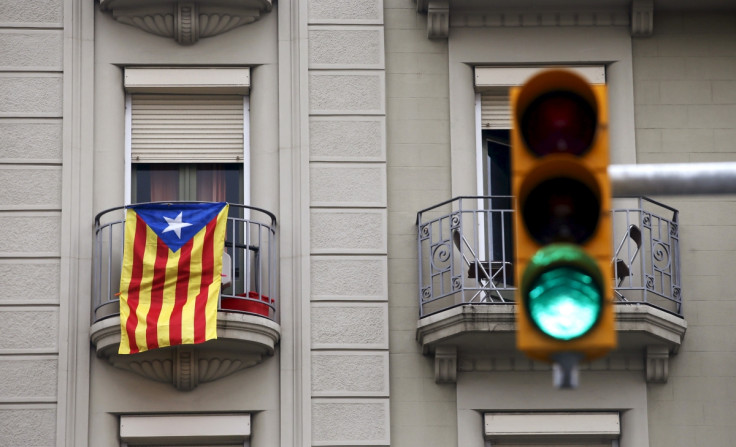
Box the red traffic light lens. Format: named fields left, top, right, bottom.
left=521, top=177, right=600, bottom=244
left=521, top=91, right=597, bottom=157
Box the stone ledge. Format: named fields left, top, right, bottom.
left=90, top=311, right=280, bottom=390
left=98, top=0, right=273, bottom=45
left=414, top=0, right=653, bottom=39
left=417, top=303, right=686, bottom=383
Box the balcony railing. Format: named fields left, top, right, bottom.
left=93, top=202, right=278, bottom=324
left=417, top=196, right=681, bottom=318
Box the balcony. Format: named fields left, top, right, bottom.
left=416, top=196, right=687, bottom=383
left=90, top=203, right=279, bottom=390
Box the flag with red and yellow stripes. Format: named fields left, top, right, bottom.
left=118, top=202, right=229, bottom=354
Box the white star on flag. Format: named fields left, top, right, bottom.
left=162, top=212, right=193, bottom=239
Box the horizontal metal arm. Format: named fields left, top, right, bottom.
left=610, top=162, right=736, bottom=197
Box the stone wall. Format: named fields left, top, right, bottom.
left=384, top=1, right=457, bottom=446
left=634, top=12, right=736, bottom=447
left=307, top=0, right=391, bottom=445
left=0, top=1, right=64, bottom=445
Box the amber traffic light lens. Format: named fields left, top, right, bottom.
left=521, top=91, right=597, bottom=157
left=521, top=177, right=600, bottom=245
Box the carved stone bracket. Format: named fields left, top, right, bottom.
left=415, top=0, right=450, bottom=39
left=91, top=311, right=280, bottom=390
left=645, top=345, right=669, bottom=383
left=99, top=0, right=273, bottom=45
left=426, top=1, right=450, bottom=40
left=631, top=0, right=654, bottom=37
left=434, top=345, right=458, bottom=383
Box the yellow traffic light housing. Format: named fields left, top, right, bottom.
left=511, top=69, right=616, bottom=365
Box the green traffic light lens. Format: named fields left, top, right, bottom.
left=522, top=244, right=604, bottom=341
left=528, top=267, right=601, bottom=340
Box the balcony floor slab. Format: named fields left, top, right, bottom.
left=417, top=303, right=686, bottom=383
left=90, top=311, right=280, bottom=390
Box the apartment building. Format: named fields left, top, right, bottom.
left=1, top=0, right=735, bottom=445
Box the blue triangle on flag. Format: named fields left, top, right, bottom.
left=131, top=202, right=228, bottom=252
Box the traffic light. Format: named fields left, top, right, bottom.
left=511, top=69, right=616, bottom=366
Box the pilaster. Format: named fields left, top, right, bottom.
left=307, top=0, right=390, bottom=445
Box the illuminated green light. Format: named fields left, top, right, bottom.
left=522, top=244, right=603, bottom=341
left=528, top=267, right=601, bottom=340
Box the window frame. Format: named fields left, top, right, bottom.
left=471, top=66, right=605, bottom=265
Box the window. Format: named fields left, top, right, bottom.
left=133, top=163, right=242, bottom=203
left=123, top=68, right=256, bottom=297
left=123, top=68, right=251, bottom=206
left=474, top=66, right=605, bottom=200
left=473, top=67, right=606, bottom=285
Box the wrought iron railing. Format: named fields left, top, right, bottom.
left=93, top=202, right=278, bottom=323
left=416, top=196, right=682, bottom=318
left=612, top=197, right=681, bottom=315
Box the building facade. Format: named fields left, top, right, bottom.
left=1, top=0, right=735, bottom=445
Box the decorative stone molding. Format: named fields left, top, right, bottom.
left=631, top=0, right=654, bottom=37
left=434, top=345, right=457, bottom=383
left=427, top=1, right=450, bottom=39
left=415, top=0, right=652, bottom=39
left=110, top=346, right=262, bottom=391
left=90, top=311, right=281, bottom=390
left=449, top=10, right=631, bottom=28
left=98, top=0, right=273, bottom=45
left=417, top=303, right=686, bottom=383
left=645, top=345, right=669, bottom=383
left=457, top=352, right=647, bottom=373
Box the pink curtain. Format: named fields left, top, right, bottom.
left=149, top=165, right=179, bottom=201
left=196, top=164, right=227, bottom=202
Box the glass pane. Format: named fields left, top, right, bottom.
left=134, top=164, right=180, bottom=203
left=195, top=163, right=241, bottom=204
left=133, top=163, right=241, bottom=204
left=483, top=129, right=514, bottom=286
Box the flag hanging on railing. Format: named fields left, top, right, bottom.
left=118, top=202, right=229, bottom=354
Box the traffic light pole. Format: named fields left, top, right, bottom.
left=610, top=162, right=736, bottom=197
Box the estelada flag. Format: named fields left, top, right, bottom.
left=118, top=202, right=229, bottom=354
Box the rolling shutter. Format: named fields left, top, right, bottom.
left=480, top=88, right=511, bottom=129
left=130, top=94, right=245, bottom=163
left=476, top=66, right=605, bottom=130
